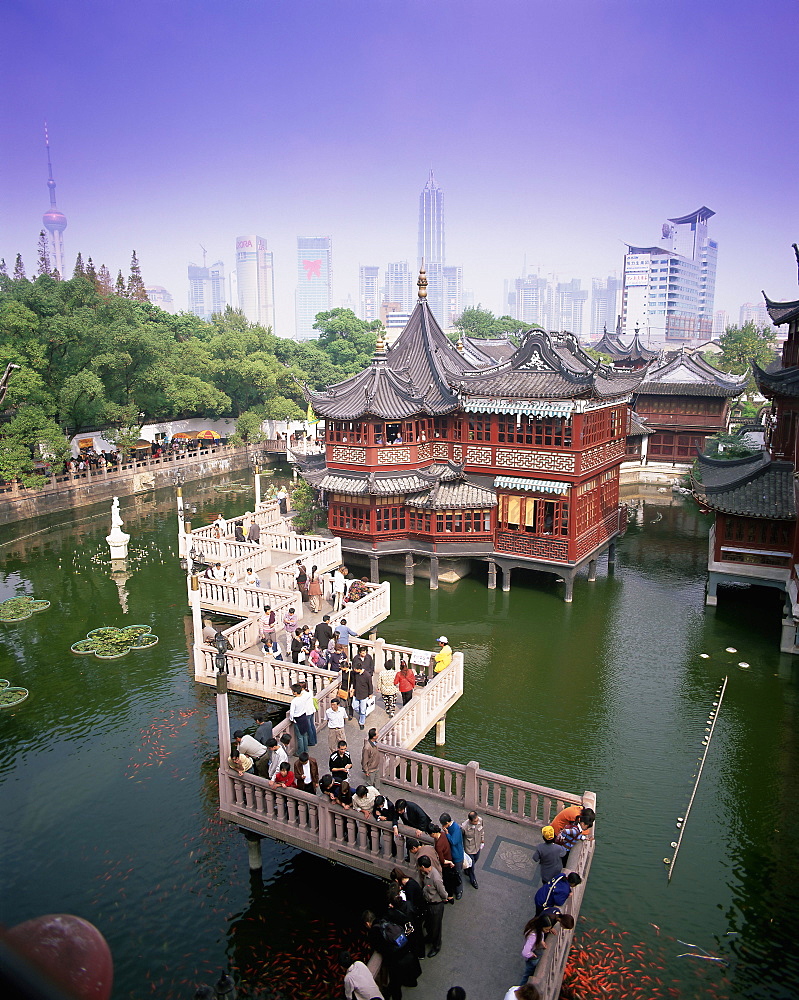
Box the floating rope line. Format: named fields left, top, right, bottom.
left=667, top=675, right=728, bottom=882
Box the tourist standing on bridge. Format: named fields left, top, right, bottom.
left=431, top=826, right=458, bottom=900
left=293, top=751, right=319, bottom=792
left=394, top=662, right=416, bottom=706
left=329, top=740, right=353, bottom=784
left=441, top=814, right=464, bottom=900
left=417, top=856, right=448, bottom=957
left=289, top=683, right=314, bottom=753
left=351, top=661, right=373, bottom=730
left=334, top=618, right=360, bottom=649
left=265, top=735, right=290, bottom=780
left=533, top=826, right=567, bottom=884
left=554, top=808, right=595, bottom=864
left=307, top=566, right=323, bottom=612
left=533, top=871, right=581, bottom=915
left=247, top=519, right=260, bottom=544
left=352, top=645, right=374, bottom=676
left=325, top=698, right=347, bottom=751
left=244, top=567, right=261, bottom=587
left=276, top=487, right=288, bottom=517
left=253, top=713, right=273, bottom=746
left=258, top=607, right=280, bottom=656
left=341, top=952, right=384, bottom=1000
left=377, top=659, right=397, bottom=717
left=332, top=566, right=347, bottom=611
left=234, top=523, right=246, bottom=542
left=516, top=911, right=575, bottom=988
left=550, top=804, right=581, bottom=837
left=362, top=728, right=381, bottom=785
left=314, top=614, right=334, bottom=650
left=462, top=811, right=484, bottom=889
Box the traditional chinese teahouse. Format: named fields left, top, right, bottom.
left=302, top=269, right=644, bottom=600
left=693, top=247, right=799, bottom=653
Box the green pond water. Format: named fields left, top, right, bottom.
left=0, top=475, right=798, bottom=999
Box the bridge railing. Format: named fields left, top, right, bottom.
left=196, top=578, right=295, bottom=618
left=272, top=537, right=342, bottom=590
left=196, top=647, right=336, bottom=700
left=327, top=583, right=392, bottom=638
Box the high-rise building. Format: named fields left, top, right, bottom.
left=417, top=170, right=445, bottom=323
left=554, top=279, right=588, bottom=336
left=146, top=285, right=175, bottom=313
left=188, top=260, right=227, bottom=320
left=713, top=310, right=729, bottom=336
left=591, top=277, right=621, bottom=337
left=384, top=261, right=414, bottom=313
left=295, top=236, right=332, bottom=339
left=621, top=207, right=717, bottom=346
left=443, top=265, right=463, bottom=328
left=739, top=302, right=770, bottom=328
left=236, top=235, right=275, bottom=330
left=510, top=273, right=549, bottom=328
left=358, top=266, right=380, bottom=323
left=42, top=125, right=67, bottom=277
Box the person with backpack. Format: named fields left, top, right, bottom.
left=533, top=871, right=582, bottom=915
left=362, top=909, right=421, bottom=1000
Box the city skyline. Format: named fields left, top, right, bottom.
left=3, top=2, right=797, bottom=336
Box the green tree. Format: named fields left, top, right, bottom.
left=290, top=479, right=324, bottom=532
left=454, top=305, right=528, bottom=341
left=127, top=251, right=148, bottom=302
left=37, top=231, right=51, bottom=277
left=13, top=254, right=26, bottom=280
left=703, top=431, right=757, bottom=461
left=58, top=371, right=110, bottom=437
left=72, top=252, right=85, bottom=278
left=233, top=410, right=266, bottom=443
left=716, top=322, right=778, bottom=392
left=115, top=270, right=126, bottom=296
left=97, top=264, right=113, bottom=296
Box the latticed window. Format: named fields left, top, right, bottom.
left=468, top=416, right=490, bottom=441
left=331, top=504, right=370, bottom=532
left=329, top=421, right=367, bottom=444
left=434, top=509, right=492, bottom=534
left=408, top=510, right=432, bottom=533
left=375, top=504, right=406, bottom=533
left=499, top=494, right=569, bottom=536
left=581, top=406, right=624, bottom=446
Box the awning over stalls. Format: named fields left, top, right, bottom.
left=197, top=429, right=221, bottom=440
left=172, top=432, right=197, bottom=439
left=494, top=476, right=572, bottom=494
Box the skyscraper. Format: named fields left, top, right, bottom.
left=554, top=279, right=588, bottom=336
left=591, top=276, right=622, bottom=337
left=384, top=261, right=414, bottom=313
left=236, top=236, right=275, bottom=330
left=443, top=265, right=464, bottom=328
left=358, top=266, right=380, bottom=322
left=188, top=260, right=227, bottom=320
left=417, top=170, right=445, bottom=323
left=510, top=273, right=549, bottom=328
left=621, top=207, right=717, bottom=346
left=42, top=125, right=67, bottom=277
left=295, top=236, right=332, bottom=339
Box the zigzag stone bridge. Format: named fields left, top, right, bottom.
left=180, top=497, right=596, bottom=1000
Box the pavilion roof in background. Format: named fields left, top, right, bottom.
left=693, top=452, right=796, bottom=519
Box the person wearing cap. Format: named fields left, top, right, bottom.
left=433, top=636, right=452, bottom=674
left=532, top=826, right=568, bottom=883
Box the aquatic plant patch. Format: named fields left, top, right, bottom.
left=0, top=687, right=29, bottom=708
left=0, top=596, right=51, bottom=622
left=71, top=625, right=159, bottom=659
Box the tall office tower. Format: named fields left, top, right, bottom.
left=713, top=310, right=729, bottom=336
left=295, top=236, right=332, bottom=339
left=554, top=278, right=588, bottom=336
left=621, top=207, right=717, bottom=346
left=358, top=266, right=380, bottom=322
left=417, top=170, right=445, bottom=322
left=42, top=125, right=67, bottom=277
left=236, top=235, right=275, bottom=330
left=510, top=273, right=550, bottom=327
left=443, top=265, right=463, bottom=328
left=591, top=276, right=621, bottom=337
left=188, top=260, right=227, bottom=320
left=739, top=301, right=770, bottom=327
left=384, top=260, right=414, bottom=313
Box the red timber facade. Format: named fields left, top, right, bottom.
left=301, top=275, right=644, bottom=600
left=630, top=352, right=745, bottom=465
left=692, top=251, right=799, bottom=653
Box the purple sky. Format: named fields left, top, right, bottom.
left=2, top=1, right=797, bottom=333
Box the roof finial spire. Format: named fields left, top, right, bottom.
left=793, top=243, right=799, bottom=284
left=417, top=261, right=428, bottom=299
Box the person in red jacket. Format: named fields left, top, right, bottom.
left=394, top=660, right=416, bottom=706
left=270, top=761, right=296, bottom=789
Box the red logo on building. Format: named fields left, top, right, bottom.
left=303, top=259, right=321, bottom=280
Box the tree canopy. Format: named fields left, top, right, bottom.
left=453, top=305, right=529, bottom=342
left=0, top=267, right=386, bottom=484
left=714, top=322, right=778, bottom=393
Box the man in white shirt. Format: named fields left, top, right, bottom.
left=342, top=952, right=383, bottom=1000
left=325, top=697, right=347, bottom=751
left=232, top=729, right=269, bottom=777
left=332, top=567, right=347, bottom=612
left=265, top=736, right=290, bottom=780
left=244, top=568, right=261, bottom=587
left=211, top=562, right=226, bottom=581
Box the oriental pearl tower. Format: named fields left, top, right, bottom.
left=42, top=124, right=67, bottom=277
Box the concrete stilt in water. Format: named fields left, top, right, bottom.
left=254, top=466, right=261, bottom=508
left=501, top=565, right=511, bottom=592
left=608, top=541, right=616, bottom=575
left=563, top=575, right=574, bottom=603
left=706, top=574, right=718, bottom=606
left=588, top=559, right=597, bottom=582
left=487, top=559, right=497, bottom=590
left=370, top=554, right=379, bottom=584
left=244, top=831, right=263, bottom=871
left=405, top=553, right=414, bottom=586
left=435, top=715, right=446, bottom=746
left=429, top=555, right=439, bottom=590
left=176, top=486, right=185, bottom=555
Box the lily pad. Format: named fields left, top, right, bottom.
left=0, top=687, right=29, bottom=708
left=0, top=595, right=51, bottom=622
left=72, top=624, right=159, bottom=660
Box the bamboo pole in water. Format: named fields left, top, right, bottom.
left=667, top=675, right=728, bottom=882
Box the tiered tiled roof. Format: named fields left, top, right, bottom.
left=692, top=452, right=796, bottom=519
left=305, top=298, right=472, bottom=420
left=753, top=361, right=799, bottom=398
left=456, top=330, right=643, bottom=404
left=638, top=353, right=746, bottom=397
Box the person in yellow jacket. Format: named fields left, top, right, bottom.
left=433, top=636, right=452, bottom=673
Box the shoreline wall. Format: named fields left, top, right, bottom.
left=0, top=445, right=259, bottom=525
